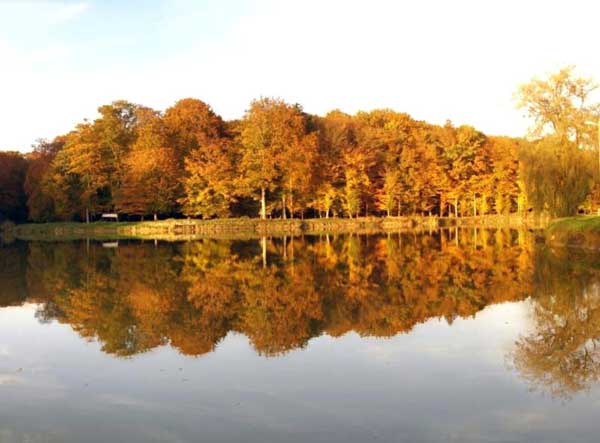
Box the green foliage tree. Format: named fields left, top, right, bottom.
left=520, top=136, right=594, bottom=216
left=517, top=67, right=600, bottom=216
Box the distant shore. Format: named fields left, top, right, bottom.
left=1, top=214, right=546, bottom=242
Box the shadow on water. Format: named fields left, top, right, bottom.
left=4, top=228, right=600, bottom=398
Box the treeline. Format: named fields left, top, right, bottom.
left=3, top=67, right=600, bottom=222
left=0, top=97, right=527, bottom=222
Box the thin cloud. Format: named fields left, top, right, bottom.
left=49, top=2, right=89, bottom=25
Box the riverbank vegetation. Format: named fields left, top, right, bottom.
left=3, top=214, right=542, bottom=242
left=1, top=67, right=599, bottom=224
left=1, top=101, right=525, bottom=223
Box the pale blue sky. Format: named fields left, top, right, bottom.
left=1, top=0, right=599, bottom=151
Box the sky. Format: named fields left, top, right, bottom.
left=1, top=0, right=599, bottom=152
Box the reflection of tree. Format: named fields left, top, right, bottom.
left=0, top=242, right=28, bottom=306
left=512, top=246, right=600, bottom=398
left=5, top=229, right=535, bottom=358
left=239, top=260, right=323, bottom=356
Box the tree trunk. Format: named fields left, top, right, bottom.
left=153, top=213, right=157, bottom=221
left=387, top=208, right=391, bottom=217
left=288, top=179, right=294, bottom=219
left=472, top=196, right=476, bottom=217
left=326, top=208, right=330, bottom=218
left=454, top=198, right=458, bottom=218
left=282, top=195, right=286, bottom=219
left=261, top=236, right=267, bottom=268
left=260, top=187, right=266, bottom=220
left=85, top=207, right=90, bottom=224
left=398, top=201, right=401, bottom=217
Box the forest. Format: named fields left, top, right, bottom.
left=0, top=67, right=598, bottom=223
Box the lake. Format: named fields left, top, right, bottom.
left=1, top=229, right=600, bottom=442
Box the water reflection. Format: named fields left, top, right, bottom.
left=6, top=229, right=600, bottom=400
left=512, top=245, right=600, bottom=398
left=1, top=229, right=534, bottom=359
left=7, top=229, right=600, bottom=441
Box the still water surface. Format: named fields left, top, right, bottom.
left=1, top=230, right=600, bottom=442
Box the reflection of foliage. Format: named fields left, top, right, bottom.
left=0, top=242, right=28, bottom=306
left=10, top=229, right=535, bottom=358
left=512, top=246, right=600, bottom=398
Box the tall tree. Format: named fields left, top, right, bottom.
left=180, top=139, right=237, bottom=218
left=24, top=137, right=65, bottom=221
left=116, top=111, right=180, bottom=219
left=51, top=123, right=107, bottom=222
left=517, top=66, right=599, bottom=145
left=94, top=100, right=139, bottom=196
left=517, top=67, right=600, bottom=215
left=163, top=98, right=225, bottom=162
left=238, top=98, right=306, bottom=219
left=314, top=111, right=355, bottom=217
left=279, top=113, right=319, bottom=218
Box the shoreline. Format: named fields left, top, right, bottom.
left=546, top=216, right=600, bottom=249
left=2, top=214, right=546, bottom=242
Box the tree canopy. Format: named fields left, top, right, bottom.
left=3, top=68, right=600, bottom=223
left=517, top=67, right=600, bottom=216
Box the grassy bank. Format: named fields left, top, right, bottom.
left=546, top=216, right=600, bottom=249
left=2, top=214, right=542, bottom=242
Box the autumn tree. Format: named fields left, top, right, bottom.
left=0, top=91, right=562, bottom=221
left=237, top=98, right=308, bottom=219
left=438, top=123, right=489, bottom=216
left=180, top=139, right=237, bottom=218
left=314, top=111, right=355, bottom=217
left=42, top=101, right=140, bottom=222
left=0, top=151, right=28, bottom=222
left=353, top=110, right=413, bottom=216
left=24, top=137, right=65, bottom=221
left=279, top=116, right=319, bottom=219
left=116, top=109, right=180, bottom=219
left=49, top=123, right=108, bottom=222
left=163, top=98, right=225, bottom=163
left=486, top=137, right=520, bottom=215
left=94, top=100, right=139, bottom=194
